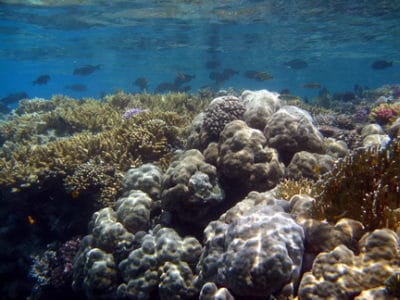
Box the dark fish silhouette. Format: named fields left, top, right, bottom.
left=302, top=82, right=322, bottom=89
left=209, top=68, right=238, bottom=84
left=134, top=77, right=149, bottom=91
left=73, top=64, right=101, bottom=76
left=284, top=59, right=308, bottom=70
left=154, top=82, right=177, bottom=93
left=371, top=60, right=393, bottom=70
left=0, top=91, right=28, bottom=105
left=174, top=72, right=195, bottom=87
left=244, top=70, right=273, bottom=81
left=65, top=84, right=87, bottom=92
left=32, top=74, right=51, bottom=85
left=205, top=59, right=220, bottom=69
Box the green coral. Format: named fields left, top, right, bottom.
left=313, top=139, right=400, bottom=230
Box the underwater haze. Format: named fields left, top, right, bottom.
left=0, top=0, right=399, bottom=102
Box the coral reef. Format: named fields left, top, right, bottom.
left=29, top=237, right=81, bottom=298
left=202, top=95, right=245, bottom=139
left=161, top=149, right=224, bottom=225
left=264, top=106, right=325, bottom=164
left=298, top=229, right=400, bottom=299
left=0, top=110, right=187, bottom=194
left=275, top=178, right=314, bottom=201
left=122, top=163, right=163, bottom=199
left=195, top=191, right=305, bottom=298
left=369, top=103, right=400, bottom=125
left=286, top=151, right=334, bottom=180
left=207, top=120, right=285, bottom=192
left=72, top=190, right=202, bottom=299
left=313, top=139, right=400, bottom=230
left=199, top=282, right=234, bottom=300
left=240, top=89, right=281, bottom=130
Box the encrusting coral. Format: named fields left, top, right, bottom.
left=313, top=138, right=400, bottom=230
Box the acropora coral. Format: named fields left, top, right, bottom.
left=313, top=138, right=400, bottom=230
left=0, top=96, right=188, bottom=200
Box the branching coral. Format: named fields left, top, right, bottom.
left=0, top=111, right=188, bottom=197
left=313, top=139, right=400, bottom=230
left=275, top=178, right=315, bottom=201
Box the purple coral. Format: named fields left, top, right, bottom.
left=123, top=108, right=146, bottom=119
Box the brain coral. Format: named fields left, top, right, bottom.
left=161, top=149, right=224, bottom=225
left=195, top=192, right=304, bottom=298
left=208, top=119, right=285, bottom=192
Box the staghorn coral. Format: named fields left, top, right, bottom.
left=0, top=110, right=188, bottom=196
left=103, top=90, right=210, bottom=118
left=313, top=138, right=400, bottom=230
left=275, top=178, right=315, bottom=201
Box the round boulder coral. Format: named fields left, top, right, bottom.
left=212, top=120, right=285, bottom=192
left=161, top=149, right=224, bottom=225
left=203, top=95, right=245, bottom=138
left=264, top=105, right=325, bottom=164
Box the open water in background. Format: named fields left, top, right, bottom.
left=0, top=0, right=399, bottom=101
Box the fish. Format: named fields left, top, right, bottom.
left=134, top=77, right=149, bottom=91
left=302, top=82, right=322, bottom=89
left=73, top=64, right=101, bottom=76
left=174, top=72, right=195, bottom=87
left=244, top=70, right=273, bottom=81
left=154, top=82, right=177, bottom=93
left=209, top=68, right=238, bottom=84
left=205, top=59, right=220, bottom=69
left=0, top=91, right=29, bottom=105
left=371, top=60, right=393, bottom=70
left=284, top=59, right=308, bottom=70
left=65, top=84, right=87, bottom=92
left=32, top=74, right=51, bottom=85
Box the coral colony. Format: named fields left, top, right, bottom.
left=123, top=107, right=146, bottom=119
left=1, top=88, right=400, bottom=299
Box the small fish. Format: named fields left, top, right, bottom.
left=0, top=91, right=28, bottom=105
left=302, top=82, right=322, bottom=89
left=284, top=59, right=308, bottom=70
left=32, top=74, right=51, bottom=85
left=209, top=68, right=238, bottom=84
left=73, top=64, right=101, bottom=76
left=134, top=77, right=149, bottom=91
left=65, top=84, right=87, bottom=92
left=174, top=72, right=195, bottom=86
left=371, top=60, right=393, bottom=70
left=244, top=70, right=273, bottom=81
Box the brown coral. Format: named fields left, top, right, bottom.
left=313, top=139, right=400, bottom=230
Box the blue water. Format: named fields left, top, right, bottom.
left=0, top=0, right=399, bottom=102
